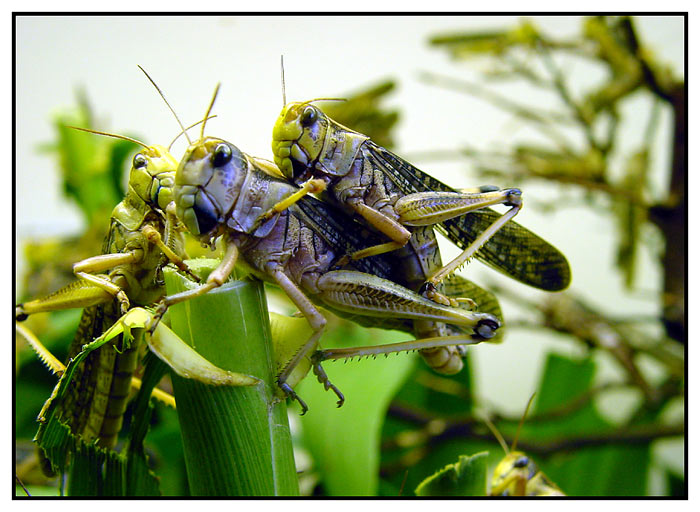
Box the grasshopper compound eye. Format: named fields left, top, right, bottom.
left=133, top=153, right=148, bottom=169
left=300, top=106, right=317, bottom=127
left=212, top=143, right=232, bottom=168
left=513, top=456, right=530, bottom=468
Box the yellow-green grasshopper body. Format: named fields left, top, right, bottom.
left=17, top=142, right=186, bottom=452
left=17, top=132, right=254, bottom=466
left=490, top=452, right=564, bottom=496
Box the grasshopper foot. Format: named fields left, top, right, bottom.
left=419, top=282, right=456, bottom=307
left=311, top=352, right=345, bottom=408
left=147, top=302, right=168, bottom=336
left=116, top=290, right=131, bottom=315
left=277, top=379, right=309, bottom=415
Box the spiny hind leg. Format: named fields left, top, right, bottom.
left=310, top=330, right=496, bottom=375
left=16, top=277, right=115, bottom=320
left=424, top=189, right=522, bottom=288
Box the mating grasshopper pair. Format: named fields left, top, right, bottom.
left=152, top=78, right=569, bottom=411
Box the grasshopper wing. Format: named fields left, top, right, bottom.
left=366, top=141, right=571, bottom=291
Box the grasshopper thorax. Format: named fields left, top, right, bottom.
left=174, top=137, right=248, bottom=239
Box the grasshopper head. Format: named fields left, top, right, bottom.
left=175, top=137, right=248, bottom=240
left=128, top=144, right=178, bottom=211
left=272, top=102, right=332, bottom=182
left=272, top=101, right=368, bottom=184
left=490, top=451, right=535, bottom=496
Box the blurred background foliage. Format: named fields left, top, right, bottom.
left=15, top=15, right=684, bottom=497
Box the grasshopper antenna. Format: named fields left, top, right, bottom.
left=281, top=55, right=287, bottom=106
left=511, top=392, right=537, bottom=451
left=482, top=412, right=510, bottom=455
left=200, top=83, right=220, bottom=140
left=66, top=126, right=150, bottom=149
left=301, top=98, right=347, bottom=107
left=168, top=115, right=217, bottom=152
left=138, top=65, right=191, bottom=146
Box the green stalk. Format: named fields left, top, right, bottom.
left=163, top=260, right=298, bottom=496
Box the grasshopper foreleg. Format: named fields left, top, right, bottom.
left=255, top=178, right=327, bottom=230
left=141, top=223, right=200, bottom=283
left=270, top=267, right=327, bottom=415
left=148, top=238, right=239, bottom=334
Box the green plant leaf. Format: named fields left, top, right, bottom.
left=296, top=322, right=415, bottom=496
left=414, top=451, right=488, bottom=496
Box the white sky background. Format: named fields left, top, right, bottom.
left=12, top=14, right=688, bottom=491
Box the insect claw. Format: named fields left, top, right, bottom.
left=278, top=379, right=309, bottom=415
left=311, top=353, right=345, bottom=406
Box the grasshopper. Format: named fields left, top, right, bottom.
left=16, top=126, right=254, bottom=463
left=16, top=134, right=187, bottom=452
left=271, top=100, right=571, bottom=296
left=155, top=96, right=500, bottom=412
left=485, top=395, right=565, bottom=496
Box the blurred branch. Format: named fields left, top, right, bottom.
left=382, top=392, right=682, bottom=477
left=427, top=15, right=685, bottom=343
left=418, top=71, right=576, bottom=152
left=321, top=80, right=399, bottom=149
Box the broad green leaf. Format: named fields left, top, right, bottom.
left=296, top=322, right=415, bottom=496
left=46, top=94, right=136, bottom=225
left=379, top=351, right=477, bottom=495
left=414, top=452, right=489, bottom=496
left=527, top=353, right=651, bottom=496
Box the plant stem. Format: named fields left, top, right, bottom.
left=164, top=261, right=298, bottom=496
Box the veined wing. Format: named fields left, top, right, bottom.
left=366, top=141, right=571, bottom=291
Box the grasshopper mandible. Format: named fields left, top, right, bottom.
left=271, top=100, right=571, bottom=295
left=153, top=85, right=500, bottom=412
